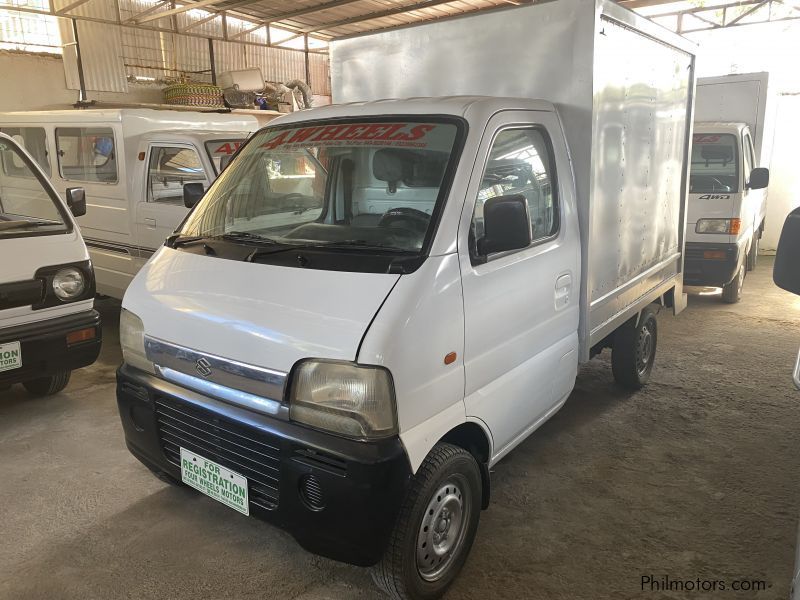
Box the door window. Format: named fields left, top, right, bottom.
left=0, top=127, right=50, bottom=176
left=56, top=127, right=117, bottom=183
left=471, top=127, right=558, bottom=256
left=148, top=145, right=208, bottom=205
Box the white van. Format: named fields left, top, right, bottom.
left=685, top=73, right=773, bottom=302
left=0, top=108, right=278, bottom=299
left=113, top=2, right=694, bottom=598
left=0, top=133, right=101, bottom=396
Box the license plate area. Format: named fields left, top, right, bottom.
left=180, top=447, right=249, bottom=516
left=0, top=341, right=22, bottom=372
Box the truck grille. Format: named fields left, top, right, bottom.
left=154, top=396, right=281, bottom=511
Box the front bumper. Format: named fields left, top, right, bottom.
left=116, top=364, right=411, bottom=566
left=0, top=310, right=101, bottom=385
left=683, top=242, right=743, bottom=287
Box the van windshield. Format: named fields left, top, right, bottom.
left=180, top=119, right=461, bottom=256
left=0, top=137, right=68, bottom=238
left=690, top=133, right=739, bottom=194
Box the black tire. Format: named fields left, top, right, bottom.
left=22, top=371, right=71, bottom=396
left=611, top=308, right=658, bottom=390
left=721, top=262, right=745, bottom=303
left=372, top=443, right=482, bottom=600
left=746, top=235, right=759, bottom=271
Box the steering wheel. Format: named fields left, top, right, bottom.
left=378, top=207, right=431, bottom=233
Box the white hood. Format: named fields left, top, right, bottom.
left=124, top=247, right=401, bottom=373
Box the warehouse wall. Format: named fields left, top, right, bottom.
left=0, top=51, right=162, bottom=111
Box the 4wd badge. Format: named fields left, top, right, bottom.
left=195, top=357, right=213, bottom=377
left=699, top=194, right=731, bottom=199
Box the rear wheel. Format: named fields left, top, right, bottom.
left=746, top=234, right=759, bottom=271
left=611, top=308, right=658, bottom=390
left=721, top=262, right=745, bottom=303
left=22, top=371, right=71, bottom=396
left=372, top=443, right=481, bottom=600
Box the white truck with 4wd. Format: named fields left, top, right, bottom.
left=685, top=72, right=773, bottom=302
left=113, top=1, right=694, bottom=598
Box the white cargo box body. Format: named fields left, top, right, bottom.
left=331, top=0, right=695, bottom=358
left=695, top=72, right=775, bottom=167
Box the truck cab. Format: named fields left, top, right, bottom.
left=685, top=122, right=769, bottom=302
left=0, top=133, right=101, bottom=396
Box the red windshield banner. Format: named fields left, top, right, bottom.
left=260, top=123, right=437, bottom=151
left=212, top=141, right=243, bottom=155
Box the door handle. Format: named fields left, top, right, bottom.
left=555, top=273, right=572, bottom=310
left=145, top=218, right=156, bottom=229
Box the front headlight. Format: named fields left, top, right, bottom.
left=52, top=267, right=85, bottom=300
left=289, top=360, right=397, bottom=440
left=696, top=218, right=741, bottom=234
left=120, top=309, right=154, bottom=374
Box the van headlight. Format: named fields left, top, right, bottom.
left=120, top=309, right=154, bottom=374
left=696, top=218, right=741, bottom=234
left=289, top=360, right=397, bottom=440
left=52, top=267, right=85, bottom=300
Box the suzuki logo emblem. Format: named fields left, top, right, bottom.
left=195, top=357, right=213, bottom=378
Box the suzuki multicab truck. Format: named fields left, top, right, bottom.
left=115, top=1, right=694, bottom=598
left=685, top=73, right=773, bottom=302
left=0, top=133, right=101, bottom=396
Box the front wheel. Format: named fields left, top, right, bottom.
left=22, top=371, right=71, bottom=396
left=721, top=262, right=745, bottom=303
left=746, top=234, right=759, bottom=271
left=372, top=443, right=482, bottom=600
left=611, top=308, right=658, bottom=390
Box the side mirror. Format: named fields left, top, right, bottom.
left=774, top=206, right=800, bottom=295
left=478, top=194, right=532, bottom=256
left=219, top=155, right=232, bottom=172
left=749, top=167, right=769, bottom=190
left=66, top=187, right=86, bottom=217
left=183, top=182, right=205, bottom=209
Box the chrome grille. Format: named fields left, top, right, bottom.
left=154, top=396, right=281, bottom=511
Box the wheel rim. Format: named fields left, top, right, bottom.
left=416, top=475, right=470, bottom=582
left=636, top=321, right=654, bottom=377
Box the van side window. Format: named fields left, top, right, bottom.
left=56, top=127, right=118, bottom=183
left=472, top=127, right=558, bottom=253
left=0, top=127, right=50, bottom=177
left=148, top=146, right=208, bottom=205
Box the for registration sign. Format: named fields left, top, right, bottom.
left=0, top=341, right=21, bottom=373
left=180, top=448, right=249, bottom=516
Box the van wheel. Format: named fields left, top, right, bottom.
left=22, top=371, right=71, bottom=396
left=746, top=235, right=759, bottom=271
left=721, top=263, right=745, bottom=303
left=611, top=308, right=657, bottom=390
left=372, top=443, right=481, bottom=600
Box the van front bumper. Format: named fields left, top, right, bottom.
left=0, top=310, right=101, bottom=385
left=116, top=363, right=412, bottom=566
left=683, top=242, right=743, bottom=287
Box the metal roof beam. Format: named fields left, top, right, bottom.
left=298, top=0, right=462, bottom=33
left=135, top=0, right=228, bottom=24
left=266, top=0, right=371, bottom=23
left=55, top=0, right=93, bottom=14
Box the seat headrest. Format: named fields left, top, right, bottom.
left=373, top=149, right=405, bottom=183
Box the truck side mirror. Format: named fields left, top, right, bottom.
left=774, top=206, right=800, bottom=295
left=66, top=187, right=86, bottom=217
left=478, top=194, right=532, bottom=256
left=748, top=167, right=769, bottom=190
left=183, top=182, right=205, bottom=209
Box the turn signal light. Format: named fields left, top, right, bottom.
left=728, top=218, right=742, bottom=235
left=703, top=250, right=726, bottom=260
left=66, top=327, right=96, bottom=346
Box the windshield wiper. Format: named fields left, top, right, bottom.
left=167, top=234, right=204, bottom=248
left=0, top=219, right=60, bottom=231
left=307, top=240, right=414, bottom=253
left=220, top=231, right=282, bottom=244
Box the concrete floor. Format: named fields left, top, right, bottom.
left=1, top=257, right=798, bottom=600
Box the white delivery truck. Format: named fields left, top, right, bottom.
left=0, top=107, right=278, bottom=299
left=114, top=1, right=694, bottom=598
left=0, top=133, right=101, bottom=395
left=685, top=72, right=773, bottom=302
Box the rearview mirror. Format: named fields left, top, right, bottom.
left=183, top=182, right=205, bottom=209
left=749, top=167, right=769, bottom=190
left=774, top=206, right=800, bottom=295
left=66, top=187, right=86, bottom=217
left=478, top=194, right=532, bottom=256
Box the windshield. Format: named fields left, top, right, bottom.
left=181, top=119, right=461, bottom=255
left=0, top=137, right=68, bottom=238
left=205, top=139, right=245, bottom=175
left=690, top=133, right=739, bottom=194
